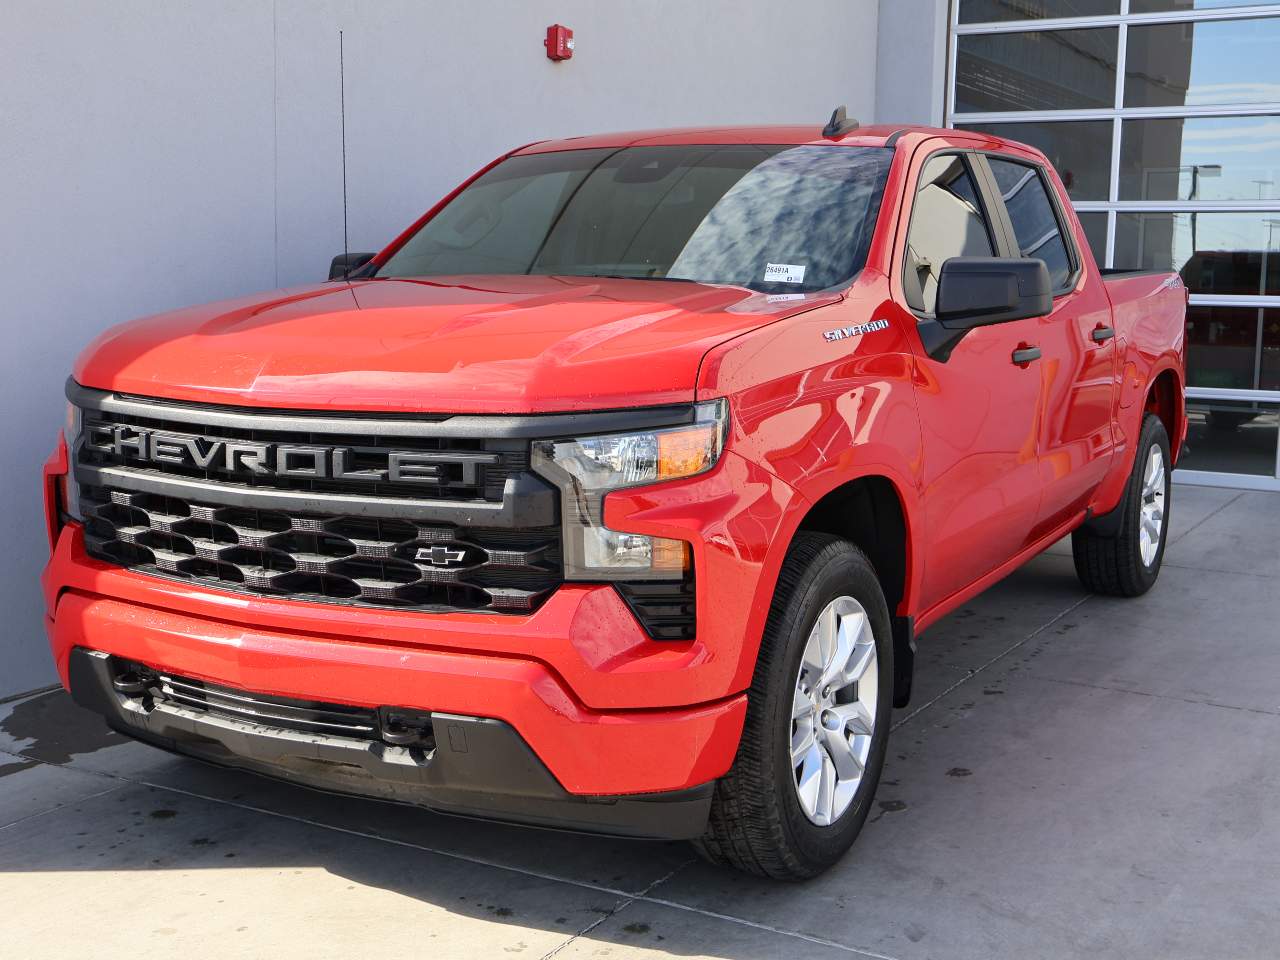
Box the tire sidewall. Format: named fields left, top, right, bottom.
left=768, top=544, right=894, bottom=869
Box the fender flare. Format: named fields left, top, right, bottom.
left=753, top=463, right=923, bottom=706
left=1088, top=358, right=1184, bottom=536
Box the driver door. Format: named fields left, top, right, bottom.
left=899, top=151, right=1045, bottom=612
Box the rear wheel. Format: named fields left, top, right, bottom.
left=1072, top=413, right=1172, bottom=597
left=695, top=533, right=893, bottom=880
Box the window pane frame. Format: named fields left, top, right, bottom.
left=955, top=27, right=1120, bottom=113
left=1130, top=1, right=1280, bottom=15
left=1076, top=211, right=1110, bottom=265
left=958, top=0, right=1120, bottom=24
left=986, top=155, right=1082, bottom=293
left=1124, top=17, right=1280, bottom=110
left=954, top=119, right=1115, bottom=200
left=949, top=1, right=1280, bottom=483
left=1180, top=398, right=1279, bottom=476
left=1186, top=303, right=1267, bottom=388
left=1118, top=115, right=1280, bottom=202
left=901, top=151, right=1001, bottom=316
left=1113, top=211, right=1280, bottom=295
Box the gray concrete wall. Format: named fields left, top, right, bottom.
left=875, top=0, right=950, bottom=126
left=0, top=0, right=883, bottom=697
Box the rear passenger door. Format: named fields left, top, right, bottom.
left=984, top=156, right=1118, bottom=536
left=899, top=151, right=1046, bottom=612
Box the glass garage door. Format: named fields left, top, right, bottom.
left=949, top=0, right=1280, bottom=490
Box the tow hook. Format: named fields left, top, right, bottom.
left=378, top=709, right=435, bottom=747
left=111, top=670, right=152, bottom=697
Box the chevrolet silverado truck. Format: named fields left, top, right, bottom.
left=43, top=115, right=1187, bottom=879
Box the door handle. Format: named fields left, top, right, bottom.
left=1011, top=344, right=1042, bottom=366
left=1091, top=325, right=1116, bottom=343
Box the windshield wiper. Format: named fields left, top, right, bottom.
left=584, top=273, right=699, bottom=282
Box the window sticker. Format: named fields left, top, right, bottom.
left=763, top=262, right=806, bottom=284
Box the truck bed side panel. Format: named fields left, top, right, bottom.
left=1091, top=272, right=1188, bottom=515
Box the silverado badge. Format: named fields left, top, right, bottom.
left=823, top=318, right=890, bottom=343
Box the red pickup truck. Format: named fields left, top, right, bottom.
left=43, top=116, right=1187, bottom=879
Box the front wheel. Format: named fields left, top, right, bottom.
left=694, top=533, right=893, bottom=880
left=1072, top=413, right=1172, bottom=597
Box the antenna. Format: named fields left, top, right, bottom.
left=339, top=29, right=350, bottom=277
left=822, top=105, right=860, bottom=139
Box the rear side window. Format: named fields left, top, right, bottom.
left=987, top=158, right=1074, bottom=291
left=903, top=154, right=996, bottom=314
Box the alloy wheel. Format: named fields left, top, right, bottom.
left=790, top=595, right=878, bottom=826
left=1139, top=444, right=1167, bottom=567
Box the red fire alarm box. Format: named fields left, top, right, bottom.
left=545, top=24, right=574, bottom=61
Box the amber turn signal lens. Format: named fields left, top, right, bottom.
left=657, top=425, right=719, bottom=481
left=651, top=537, right=690, bottom=574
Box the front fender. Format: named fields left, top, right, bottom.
left=696, top=282, right=927, bottom=648
left=604, top=449, right=810, bottom=699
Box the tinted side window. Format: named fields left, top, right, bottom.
left=987, top=158, right=1073, bottom=290
left=904, top=155, right=995, bottom=314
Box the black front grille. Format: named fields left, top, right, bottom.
left=81, top=485, right=561, bottom=613
left=67, top=385, right=704, bottom=633
left=71, top=388, right=566, bottom=615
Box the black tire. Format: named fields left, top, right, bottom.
left=694, top=533, right=893, bottom=880
left=1072, top=413, right=1172, bottom=597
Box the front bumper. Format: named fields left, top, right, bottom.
left=42, top=432, right=802, bottom=835
left=67, top=647, right=713, bottom=839
left=45, top=568, right=745, bottom=794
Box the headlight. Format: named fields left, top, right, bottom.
left=533, top=399, right=727, bottom=580
left=62, top=402, right=83, bottom=522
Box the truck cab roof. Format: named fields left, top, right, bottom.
left=514, top=124, right=964, bottom=155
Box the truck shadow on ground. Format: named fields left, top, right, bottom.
left=0, top=689, right=834, bottom=959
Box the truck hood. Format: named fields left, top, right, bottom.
left=74, top=275, right=839, bottom=413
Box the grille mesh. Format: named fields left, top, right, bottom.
left=82, top=486, right=561, bottom=613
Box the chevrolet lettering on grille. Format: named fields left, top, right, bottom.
left=86, top=422, right=499, bottom=485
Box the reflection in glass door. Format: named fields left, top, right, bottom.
left=949, top=0, right=1280, bottom=489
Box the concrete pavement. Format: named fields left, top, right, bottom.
left=2, top=484, right=1277, bottom=959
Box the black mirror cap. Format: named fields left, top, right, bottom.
left=935, top=257, right=1052, bottom=329
left=329, top=252, right=377, bottom=281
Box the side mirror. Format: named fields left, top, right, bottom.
left=935, top=257, right=1052, bottom=329
left=329, top=252, right=376, bottom=281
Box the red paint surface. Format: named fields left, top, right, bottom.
left=46, top=125, right=1187, bottom=797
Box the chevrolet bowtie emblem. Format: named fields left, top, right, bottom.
left=415, top=545, right=469, bottom=567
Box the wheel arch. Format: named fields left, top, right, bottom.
left=1145, top=364, right=1185, bottom=463
left=788, top=473, right=919, bottom=706
left=795, top=476, right=910, bottom=617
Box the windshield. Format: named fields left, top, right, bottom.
left=375, top=144, right=894, bottom=293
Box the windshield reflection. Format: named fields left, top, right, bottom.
left=376, top=145, right=893, bottom=294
